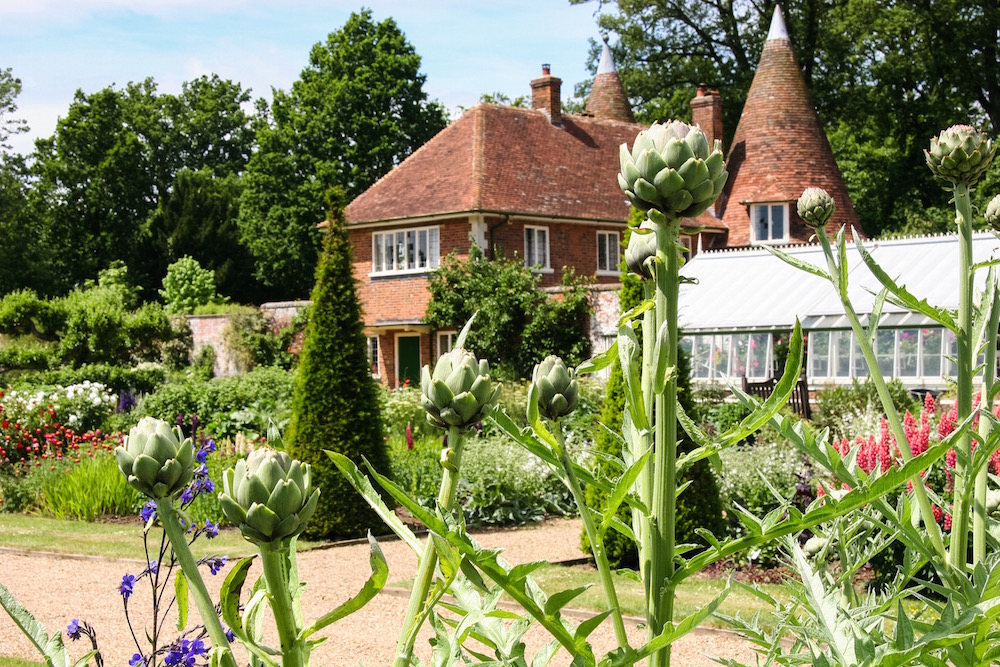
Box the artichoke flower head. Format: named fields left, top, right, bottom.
left=797, top=188, right=836, bottom=229
left=618, top=120, right=728, bottom=220
left=532, top=356, right=579, bottom=422
left=625, top=221, right=658, bottom=280
left=115, top=417, right=195, bottom=499
left=925, top=125, right=996, bottom=187
left=219, top=448, right=319, bottom=545
left=985, top=194, right=1000, bottom=232
left=421, top=314, right=501, bottom=433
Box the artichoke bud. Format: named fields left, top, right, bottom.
left=532, top=355, right=580, bottom=421
left=422, top=347, right=500, bottom=433
left=925, top=125, right=996, bottom=187
left=618, top=121, right=728, bottom=220
left=797, top=188, right=836, bottom=229
left=115, top=417, right=195, bottom=499
left=218, top=448, right=319, bottom=545
left=802, top=536, right=828, bottom=557
left=985, top=194, right=1000, bottom=232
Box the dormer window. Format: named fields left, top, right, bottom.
left=750, top=203, right=788, bottom=244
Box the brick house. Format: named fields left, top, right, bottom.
left=345, top=39, right=641, bottom=386
left=345, top=7, right=862, bottom=386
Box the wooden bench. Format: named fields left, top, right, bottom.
left=741, top=369, right=811, bottom=420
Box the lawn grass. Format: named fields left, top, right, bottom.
left=0, top=657, right=44, bottom=667
left=0, top=514, right=318, bottom=560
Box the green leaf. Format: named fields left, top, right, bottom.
left=327, top=451, right=423, bottom=554
left=856, top=237, right=957, bottom=331
left=71, top=651, right=99, bottom=667
left=454, top=312, right=477, bottom=349
left=575, top=610, right=613, bottom=641
left=175, top=569, right=189, bottom=632
left=0, top=581, right=67, bottom=666
left=601, top=445, right=652, bottom=535
left=300, top=533, right=388, bottom=639
left=867, top=287, right=888, bottom=348
left=220, top=556, right=255, bottom=634
left=765, top=244, right=831, bottom=281
left=544, top=585, right=591, bottom=617
left=577, top=339, right=618, bottom=375
left=617, top=325, right=648, bottom=431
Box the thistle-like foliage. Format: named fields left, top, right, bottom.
left=924, top=124, right=996, bottom=186
left=797, top=187, right=836, bottom=229
left=115, top=417, right=194, bottom=499
left=420, top=346, right=501, bottom=433
left=617, top=120, right=728, bottom=219
left=219, top=448, right=320, bottom=544
left=532, top=355, right=579, bottom=422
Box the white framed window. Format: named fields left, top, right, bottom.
left=524, top=225, right=550, bottom=270
left=367, top=336, right=380, bottom=379
left=596, top=231, right=620, bottom=275
left=750, top=203, right=788, bottom=244
left=371, top=226, right=440, bottom=275
left=437, top=330, right=457, bottom=356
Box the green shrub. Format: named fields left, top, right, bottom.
left=0, top=467, right=48, bottom=513
left=717, top=433, right=811, bottom=566
left=286, top=195, right=390, bottom=539
left=10, top=363, right=167, bottom=395
left=813, top=378, right=919, bottom=440
left=42, top=454, right=143, bottom=521
left=382, top=386, right=435, bottom=442
left=160, top=256, right=224, bottom=315
left=424, top=245, right=592, bottom=379
left=222, top=307, right=290, bottom=372
left=387, top=434, right=443, bottom=506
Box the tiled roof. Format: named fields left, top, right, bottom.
left=345, top=104, right=640, bottom=225
left=717, top=7, right=861, bottom=239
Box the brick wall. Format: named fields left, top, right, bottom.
left=351, top=218, right=471, bottom=326
left=489, top=217, right=624, bottom=288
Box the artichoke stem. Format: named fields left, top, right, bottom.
left=260, top=541, right=307, bottom=667
left=394, top=426, right=465, bottom=667
left=553, top=426, right=629, bottom=650
left=156, top=499, right=238, bottom=667
left=648, top=216, right=681, bottom=667
left=951, top=182, right=976, bottom=568
left=637, top=279, right=656, bottom=608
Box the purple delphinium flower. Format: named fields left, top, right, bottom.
left=206, top=555, right=227, bottom=576
left=206, top=439, right=216, bottom=453
left=225, top=627, right=235, bottom=643
left=66, top=618, right=80, bottom=640
left=129, top=654, right=146, bottom=667
left=204, top=520, right=218, bottom=539
left=119, top=574, right=135, bottom=599
left=196, top=448, right=208, bottom=464
left=147, top=560, right=159, bottom=574
left=179, top=488, right=195, bottom=505
left=140, top=501, right=156, bottom=523
left=164, top=638, right=206, bottom=667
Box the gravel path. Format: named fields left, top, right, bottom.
left=0, top=518, right=758, bottom=666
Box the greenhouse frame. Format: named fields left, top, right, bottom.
left=677, top=233, right=997, bottom=391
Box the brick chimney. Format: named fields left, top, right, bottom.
left=689, top=84, right=723, bottom=150
left=531, top=64, right=562, bottom=125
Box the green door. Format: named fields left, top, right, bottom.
left=396, top=335, right=421, bottom=387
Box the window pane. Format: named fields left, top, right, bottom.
left=754, top=206, right=768, bottom=241
left=771, top=205, right=784, bottom=239
left=373, top=234, right=383, bottom=272
left=383, top=234, right=394, bottom=271
left=418, top=230, right=427, bottom=268
left=598, top=234, right=607, bottom=271
left=734, top=335, right=749, bottom=376
left=713, top=335, right=732, bottom=378
left=944, top=329, right=958, bottom=377
left=748, top=333, right=770, bottom=379
left=692, top=336, right=711, bottom=378
left=396, top=232, right=405, bottom=268
left=810, top=331, right=830, bottom=378
left=876, top=329, right=895, bottom=376
left=853, top=334, right=868, bottom=377
left=921, top=328, right=942, bottom=377
left=406, top=230, right=416, bottom=269
left=525, top=229, right=535, bottom=266
left=540, top=229, right=549, bottom=267
left=609, top=234, right=619, bottom=267
left=898, top=329, right=919, bottom=376
left=429, top=228, right=440, bottom=268
left=834, top=331, right=852, bottom=377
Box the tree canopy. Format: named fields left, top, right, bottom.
left=579, top=0, right=1000, bottom=236
left=238, top=9, right=448, bottom=297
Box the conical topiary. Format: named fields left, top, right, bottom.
left=285, top=188, right=391, bottom=539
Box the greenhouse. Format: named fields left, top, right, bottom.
left=677, top=233, right=997, bottom=391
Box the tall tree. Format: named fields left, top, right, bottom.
left=27, top=75, right=257, bottom=295
left=0, top=68, right=37, bottom=294
left=286, top=189, right=391, bottom=539
left=238, top=9, right=448, bottom=296
left=0, top=67, right=28, bottom=151
left=578, top=0, right=998, bottom=237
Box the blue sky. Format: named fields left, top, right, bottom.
left=1, top=1, right=604, bottom=156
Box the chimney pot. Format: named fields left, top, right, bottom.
left=542, top=63, right=551, bottom=75
left=690, top=86, right=723, bottom=151
left=531, top=66, right=562, bottom=125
